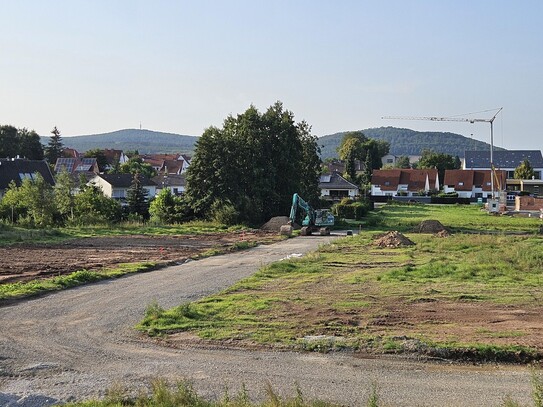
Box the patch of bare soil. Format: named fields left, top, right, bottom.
left=374, top=231, right=415, bottom=248
left=0, top=231, right=279, bottom=285
left=413, top=219, right=450, bottom=234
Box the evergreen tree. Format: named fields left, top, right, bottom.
left=45, top=126, right=64, bottom=164
left=126, top=172, right=149, bottom=219
left=362, top=151, right=373, bottom=185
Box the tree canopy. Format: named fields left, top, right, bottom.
left=337, top=131, right=390, bottom=182
left=416, top=149, right=461, bottom=182
left=185, top=102, right=321, bottom=225
left=0, top=125, right=44, bottom=160
left=514, top=159, right=535, bottom=180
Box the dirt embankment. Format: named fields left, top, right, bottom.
left=0, top=231, right=278, bottom=285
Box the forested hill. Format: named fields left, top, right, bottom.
left=39, top=126, right=504, bottom=158
left=40, top=129, right=198, bottom=154
left=319, top=127, right=506, bottom=159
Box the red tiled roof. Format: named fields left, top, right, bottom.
left=444, top=170, right=507, bottom=191
left=371, top=169, right=438, bottom=191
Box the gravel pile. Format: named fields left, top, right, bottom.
left=260, top=216, right=290, bottom=232
left=374, top=231, right=415, bottom=248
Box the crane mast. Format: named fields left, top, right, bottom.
left=382, top=108, right=503, bottom=200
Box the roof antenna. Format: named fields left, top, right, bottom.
left=139, top=122, right=142, bottom=130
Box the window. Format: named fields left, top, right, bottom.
left=386, top=158, right=393, bottom=164
left=19, top=172, right=34, bottom=181
left=458, top=182, right=464, bottom=186
left=384, top=181, right=390, bottom=186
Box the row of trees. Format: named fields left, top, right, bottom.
left=0, top=171, right=153, bottom=227
left=1, top=102, right=322, bottom=227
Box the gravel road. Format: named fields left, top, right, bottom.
left=0, top=234, right=534, bottom=406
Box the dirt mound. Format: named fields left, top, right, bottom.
left=413, top=219, right=449, bottom=234
left=374, top=231, right=415, bottom=248
left=261, top=216, right=290, bottom=232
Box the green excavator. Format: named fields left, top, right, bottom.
left=280, top=193, right=335, bottom=236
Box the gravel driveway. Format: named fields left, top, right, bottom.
left=0, top=234, right=534, bottom=406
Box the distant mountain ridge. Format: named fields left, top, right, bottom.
left=318, top=127, right=505, bottom=159
left=39, top=127, right=504, bottom=158
left=40, top=129, right=198, bottom=154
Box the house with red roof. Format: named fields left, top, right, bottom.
left=443, top=169, right=507, bottom=199
left=370, top=169, right=439, bottom=197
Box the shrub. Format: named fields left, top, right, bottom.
left=211, top=200, right=240, bottom=226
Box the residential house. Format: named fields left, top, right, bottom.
left=319, top=172, right=359, bottom=201
left=102, top=149, right=129, bottom=169
left=89, top=174, right=157, bottom=203
left=152, top=174, right=186, bottom=196
left=141, top=153, right=190, bottom=174
left=464, top=150, right=543, bottom=180
left=0, top=158, right=55, bottom=198
left=381, top=154, right=397, bottom=167
left=324, top=159, right=364, bottom=176
left=443, top=170, right=507, bottom=199
left=371, top=169, right=439, bottom=197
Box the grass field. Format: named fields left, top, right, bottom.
left=138, top=203, right=543, bottom=362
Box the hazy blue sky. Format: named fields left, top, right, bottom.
left=1, top=1, right=542, bottom=149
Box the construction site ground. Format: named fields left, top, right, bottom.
left=0, top=231, right=279, bottom=285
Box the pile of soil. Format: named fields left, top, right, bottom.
left=260, top=216, right=290, bottom=232
left=374, top=231, right=415, bottom=248
left=413, top=219, right=450, bottom=234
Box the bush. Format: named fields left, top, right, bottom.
left=333, top=199, right=371, bottom=220
left=211, top=200, right=240, bottom=225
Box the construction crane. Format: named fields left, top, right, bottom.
left=382, top=107, right=503, bottom=199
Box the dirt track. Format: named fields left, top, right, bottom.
left=0, top=234, right=535, bottom=406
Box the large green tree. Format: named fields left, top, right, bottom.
left=337, top=131, right=390, bottom=182
left=0, top=125, right=44, bottom=159
left=45, top=126, right=64, bottom=164
left=417, top=149, right=459, bottom=182
left=514, top=159, right=535, bottom=180
left=185, top=102, right=321, bottom=225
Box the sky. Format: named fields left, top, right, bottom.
left=1, top=0, right=542, bottom=150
